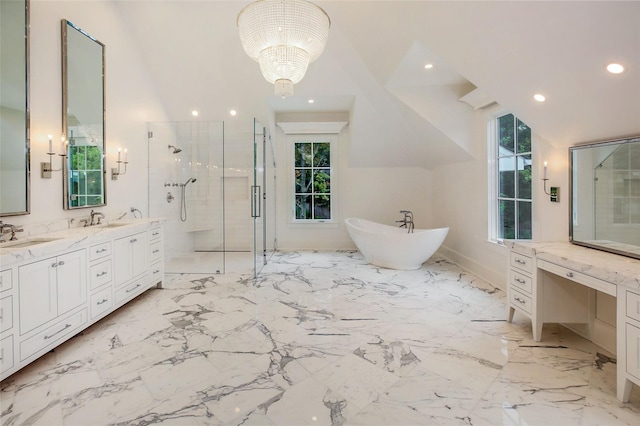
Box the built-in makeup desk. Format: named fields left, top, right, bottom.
left=505, top=241, right=640, bottom=402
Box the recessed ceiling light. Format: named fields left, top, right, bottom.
left=533, top=93, right=546, bottom=102
left=191, top=110, right=199, bottom=116
left=308, top=99, right=315, bottom=104
left=424, top=63, right=433, bottom=69
left=230, top=110, right=237, bottom=116
left=606, top=63, right=625, bottom=74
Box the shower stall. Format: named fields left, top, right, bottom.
left=148, top=119, right=276, bottom=275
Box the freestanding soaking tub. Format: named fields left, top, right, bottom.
left=345, top=218, right=449, bottom=270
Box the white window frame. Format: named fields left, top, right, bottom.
left=488, top=113, right=533, bottom=243
left=288, top=133, right=337, bottom=225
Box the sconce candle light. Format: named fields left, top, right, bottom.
left=111, top=147, right=128, bottom=180
left=542, top=160, right=559, bottom=202
left=41, top=134, right=67, bottom=178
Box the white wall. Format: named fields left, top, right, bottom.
left=274, top=123, right=434, bottom=250
left=8, top=1, right=168, bottom=231
left=433, top=106, right=570, bottom=291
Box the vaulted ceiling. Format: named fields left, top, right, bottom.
left=115, top=1, right=640, bottom=169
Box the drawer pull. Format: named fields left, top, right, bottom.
left=566, top=272, right=574, bottom=278
left=95, top=248, right=107, bottom=254
left=153, top=249, right=160, bottom=254
left=96, top=271, right=108, bottom=277
left=152, top=232, right=159, bottom=237
left=126, top=284, right=141, bottom=294
left=0, top=307, right=3, bottom=319
left=44, top=323, right=72, bottom=340
left=0, top=348, right=3, bottom=361
left=515, top=278, right=526, bottom=284
left=153, top=269, right=160, bottom=274
left=514, top=297, right=526, bottom=304
left=515, top=259, right=526, bottom=265
left=97, top=298, right=108, bottom=305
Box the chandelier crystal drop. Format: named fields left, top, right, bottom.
left=237, top=0, right=331, bottom=98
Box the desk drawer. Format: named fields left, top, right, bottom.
left=510, top=289, right=532, bottom=315
left=90, top=287, right=113, bottom=320
left=626, top=290, right=640, bottom=323
left=510, top=252, right=533, bottom=274
left=149, top=227, right=162, bottom=242
left=510, top=270, right=532, bottom=294
left=115, top=278, right=146, bottom=305
left=20, top=310, right=87, bottom=361
left=538, top=259, right=616, bottom=296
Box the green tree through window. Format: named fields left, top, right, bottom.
left=294, top=141, right=331, bottom=220
left=497, top=114, right=532, bottom=239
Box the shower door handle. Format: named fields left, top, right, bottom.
left=251, top=185, right=261, bottom=218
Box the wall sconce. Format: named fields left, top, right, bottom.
left=111, top=148, right=128, bottom=180
left=542, top=161, right=560, bottom=202
left=41, top=134, right=67, bottom=178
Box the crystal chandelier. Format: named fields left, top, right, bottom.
left=237, top=0, right=331, bottom=98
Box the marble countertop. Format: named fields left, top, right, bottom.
left=507, top=241, right=640, bottom=291
left=0, top=218, right=164, bottom=267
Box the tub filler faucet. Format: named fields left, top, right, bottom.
left=396, top=210, right=414, bottom=233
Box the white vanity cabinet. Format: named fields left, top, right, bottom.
left=18, top=249, right=87, bottom=334
left=506, top=241, right=640, bottom=402
left=0, top=219, right=164, bottom=382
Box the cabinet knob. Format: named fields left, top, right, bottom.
left=130, top=238, right=137, bottom=243
left=58, top=261, right=65, bottom=266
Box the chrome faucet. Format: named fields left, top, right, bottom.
left=396, top=210, right=414, bottom=233
left=90, top=209, right=105, bottom=226
left=0, top=221, right=24, bottom=242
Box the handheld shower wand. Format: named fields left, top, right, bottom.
left=180, top=177, right=197, bottom=222
left=168, top=144, right=182, bottom=154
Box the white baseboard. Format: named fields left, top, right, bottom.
left=437, top=245, right=507, bottom=291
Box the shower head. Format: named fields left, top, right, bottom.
left=183, top=177, right=197, bottom=186
left=168, top=144, right=182, bottom=154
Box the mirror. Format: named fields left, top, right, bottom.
left=570, top=136, right=640, bottom=259
left=0, top=0, right=30, bottom=216
left=62, top=19, right=106, bottom=209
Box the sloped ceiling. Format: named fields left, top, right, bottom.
left=115, top=0, right=640, bottom=169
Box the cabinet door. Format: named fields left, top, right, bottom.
left=131, top=233, right=148, bottom=278
left=19, top=257, right=57, bottom=334
left=57, top=250, right=87, bottom=315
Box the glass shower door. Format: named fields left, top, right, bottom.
left=253, top=119, right=266, bottom=276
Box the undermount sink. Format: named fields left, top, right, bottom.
left=0, top=237, right=61, bottom=249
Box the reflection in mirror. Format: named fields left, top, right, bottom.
left=62, top=19, right=106, bottom=209
left=570, top=136, right=640, bottom=259
left=0, top=0, right=29, bottom=216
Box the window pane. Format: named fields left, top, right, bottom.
left=498, top=114, right=515, bottom=153
left=314, top=143, right=330, bottom=167
left=613, top=171, right=628, bottom=196
left=630, top=199, right=640, bottom=223
left=614, top=198, right=626, bottom=223
left=87, top=171, right=102, bottom=194
left=314, top=195, right=331, bottom=219
left=499, top=199, right=515, bottom=239
left=295, top=143, right=311, bottom=167
left=78, top=172, right=87, bottom=195
left=517, top=201, right=532, bottom=239
left=295, top=169, right=312, bottom=193
left=86, top=146, right=102, bottom=169
left=516, top=119, right=531, bottom=153
left=313, top=169, right=331, bottom=194
left=517, top=154, right=532, bottom=200
left=295, top=195, right=312, bottom=219
left=499, top=157, right=515, bottom=198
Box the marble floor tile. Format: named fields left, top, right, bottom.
left=2, top=251, right=640, bottom=426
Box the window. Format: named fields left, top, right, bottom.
left=494, top=113, right=532, bottom=240
left=293, top=138, right=333, bottom=221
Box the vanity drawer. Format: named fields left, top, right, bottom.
left=626, top=290, right=640, bottom=323
left=510, top=270, right=532, bottom=294
left=89, top=241, right=112, bottom=261
left=0, top=269, right=12, bottom=292
left=149, top=227, right=162, bottom=242
left=0, top=296, right=13, bottom=333
left=90, top=287, right=113, bottom=320
left=0, top=335, right=14, bottom=374
left=538, top=259, right=616, bottom=296
left=510, top=252, right=533, bottom=274
left=150, top=262, right=163, bottom=286
left=20, top=309, right=87, bottom=361
left=149, top=241, right=163, bottom=263
left=89, top=259, right=112, bottom=290
left=510, top=289, right=532, bottom=315
left=115, top=278, right=146, bottom=305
